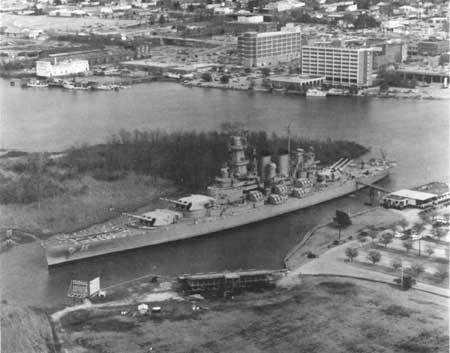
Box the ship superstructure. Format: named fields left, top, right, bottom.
left=44, top=134, right=393, bottom=266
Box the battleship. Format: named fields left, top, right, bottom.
left=44, top=135, right=393, bottom=266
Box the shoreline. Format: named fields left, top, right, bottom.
left=4, top=74, right=449, bottom=100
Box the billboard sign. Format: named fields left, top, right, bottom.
left=68, top=280, right=89, bottom=298
left=89, top=277, right=100, bottom=296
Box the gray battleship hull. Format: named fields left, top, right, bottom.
left=45, top=170, right=388, bottom=266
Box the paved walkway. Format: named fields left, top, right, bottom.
left=280, top=240, right=449, bottom=298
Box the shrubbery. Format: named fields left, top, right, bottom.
left=60, top=129, right=369, bottom=191
left=0, top=129, right=369, bottom=204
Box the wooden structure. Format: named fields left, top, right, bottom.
left=178, top=269, right=277, bottom=294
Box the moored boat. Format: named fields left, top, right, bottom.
left=306, top=88, right=327, bottom=97
left=43, top=135, right=394, bottom=266
left=26, top=79, right=48, bottom=88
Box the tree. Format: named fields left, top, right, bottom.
left=434, top=227, right=447, bottom=241
left=345, top=246, right=358, bottom=262
left=379, top=231, right=394, bottom=248
left=334, top=210, right=352, bottom=241
left=158, top=15, right=166, bottom=25
left=397, top=218, right=409, bottom=232
left=391, top=258, right=402, bottom=271
left=248, top=78, right=256, bottom=90
left=434, top=265, right=449, bottom=282
left=443, top=212, right=450, bottom=224
left=408, top=263, right=425, bottom=278
left=220, top=75, right=229, bottom=84
left=402, top=240, right=413, bottom=254
left=367, top=250, right=381, bottom=265
left=411, top=222, right=425, bottom=237
left=201, top=72, right=212, bottom=82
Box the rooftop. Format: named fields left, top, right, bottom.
left=269, top=74, right=326, bottom=83
left=389, top=189, right=437, bottom=201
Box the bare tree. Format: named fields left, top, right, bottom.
left=434, top=227, right=447, bottom=241
left=391, top=258, right=402, bottom=271
left=434, top=265, right=449, bottom=282
left=408, top=263, right=425, bottom=278
left=402, top=240, right=413, bottom=254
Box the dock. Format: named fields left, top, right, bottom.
left=178, top=269, right=284, bottom=294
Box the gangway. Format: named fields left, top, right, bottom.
left=356, top=181, right=391, bottom=205
left=356, top=181, right=391, bottom=194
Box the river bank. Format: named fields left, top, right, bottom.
left=0, top=173, right=177, bottom=247
left=5, top=71, right=449, bottom=100
left=49, top=274, right=448, bottom=353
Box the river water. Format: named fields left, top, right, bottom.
left=0, top=79, right=448, bottom=307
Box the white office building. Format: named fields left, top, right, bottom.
left=301, top=45, right=373, bottom=88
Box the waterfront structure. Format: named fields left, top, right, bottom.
left=36, top=59, right=89, bottom=78
left=238, top=25, right=302, bottom=67
left=396, top=65, right=450, bottom=83
left=382, top=182, right=450, bottom=209
left=40, top=48, right=133, bottom=67
left=301, top=45, right=374, bottom=88
left=268, top=74, right=325, bottom=91
left=178, top=270, right=277, bottom=294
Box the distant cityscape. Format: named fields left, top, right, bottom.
left=1, top=0, right=449, bottom=95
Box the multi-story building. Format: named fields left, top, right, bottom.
left=301, top=45, right=373, bottom=88
left=368, top=39, right=408, bottom=70
left=36, top=59, right=90, bottom=78
left=417, top=40, right=450, bottom=56
left=238, top=26, right=302, bottom=67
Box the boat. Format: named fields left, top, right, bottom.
left=63, top=81, right=90, bottom=90
left=48, top=79, right=64, bottom=88
left=92, top=84, right=113, bottom=91
left=327, top=88, right=349, bottom=96
left=26, top=79, right=48, bottom=88
left=306, top=88, right=327, bottom=97
left=43, top=135, right=394, bottom=266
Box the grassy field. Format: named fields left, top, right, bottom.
left=57, top=277, right=449, bottom=353
left=0, top=173, right=176, bottom=238
left=1, top=303, right=57, bottom=353
left=286, top=208, right=404, bottom=269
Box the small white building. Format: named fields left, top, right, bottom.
left=237, top=15, right=264, bottom=23
left=264, top=0, right=305, bottom=12
left=36, top=59, right=90, bottom=78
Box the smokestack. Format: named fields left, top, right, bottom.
left=277, top=154, right=289, bottom=177
left=260, top=154, right=271, bottom=180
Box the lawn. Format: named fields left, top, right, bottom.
left=57, top=276, right=449, bottom=353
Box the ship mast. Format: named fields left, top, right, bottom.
left=286, top=123, right=291, bottom=176
left=286, top=123, right=291, bottom=157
